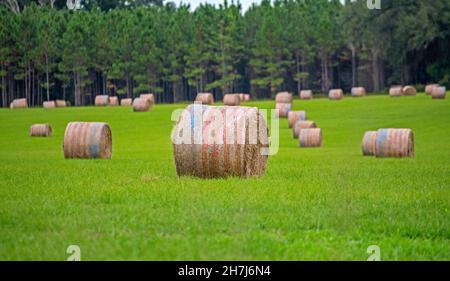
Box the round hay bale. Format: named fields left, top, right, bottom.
left=109, top=96, right=119, bottom=106
left=287, top=111, right=307, bottom=128
left=140, top=93, right=155, bottom=105
left=431, top=86, right=446, bottom=99
left=425, top=84, right=439, bottom=95
left=132, top=98, right=151, bottom=112
left=361, top=131, right=377, bottom=156
left=30, top=124, right=52, bottom=137
left=300, top=90, right=313, bottom=100
left=43, top=101, right=56, bottom=108
left=275, top=102, right=292, bottom=118
left=223, top=94, right=241, bottom=106
left=275, top=92, right=293, bottom=103
left=293, top=121, right=316, bottom=139
left=329, top=89, right=344, bottom=100
left=66, top=101, right=72, bottom=107
left=120, top=98, right=133, bottom=106
left=63, top=122, right=112, bottom=159
left=299, top=128, right=322, bottom=147
left=375, top=128, right=414, bottom=158
left=402, top=85, right=416, bottom=96
left=195, top=93, right=214, bottom=105
left=237, top=93, right=245, bottom=101
left=55, top=100, right=67, bottom=107
left=244, top=94, right=251, bottom=101
left=389, top=86, right=403, bottom=97
left=10, top=98, right=28, bottom=109
left=95, top=95, right=109, bottom=106
left=172, top=104, right=269, bottom=178
left=351, top=87, right=366, bottom=97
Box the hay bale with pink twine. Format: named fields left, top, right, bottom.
left=223, top=94, right=241, bottom=106
left=55, top=100, right=67, bottom=107
left=287, top=111, right=307, bottom=128
left=402, top=85, right=416, bottom=96
left=299, top=128, right=322, bottom=147
left=133, top=98, right=151, bottom=112
left=275, top=102, right=291, bottom=118
left=120, top=98, right=133, bottom=106
left=361, top=131, right=377, bottom=156
left=293, top=121, right=316, bottom=139
left=109, top=96, right=119, bottom=106
left=300, top=90, right=312, bottom=100
left=431, top=86, right=446, bottom=99
left=329, top=89, right=344, bottom=100
left=95, top=95, right=109, bottom=106
left=171, top=104, right=269, bottom=178
left=425, top=84, right=439, bottom=95
left=30, top=124, right=52, bottom=137
left=389, top=86, right=403, bottom=97
left=351, top=87, right=366, bottom=97
left=195, top=93, right=214, bottom=105
left=140, top=93, right=155, bottom=105
left=375, top=128, right=414, bottom=158
left=43, top=101, right=56, bottom=108
left=63, top=122, right=112, bottom=159
left=275, top=92, right=293, bottom=103
left=10, top=98, right=28, bottom=109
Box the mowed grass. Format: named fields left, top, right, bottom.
left=0, top=94, right=449, bottom=261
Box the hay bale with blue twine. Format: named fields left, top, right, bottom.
left=375, top=128, right=414, bottom=158
left=63, top=122, right=112, bottom=159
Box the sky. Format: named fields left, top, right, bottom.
left=168, top=0, right=262, bottom=12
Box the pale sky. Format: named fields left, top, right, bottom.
left=168, top=0, right=262, bottom=12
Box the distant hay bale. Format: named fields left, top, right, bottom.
left=244, top=94, right=251, bottom=101
left=30, top=124, right=52, bottom=137
left=66, top=101, right=71, bottom=107
left=171, top=104, right=269, bottom=178
left=43, top=101, right=56, bottom=108
left=287, top=111, right=307, bottom=128
left=133, top=98, right=151, bottom=112
left=275, top=102, right=292, bottom=118
left=329, top=89, right=344, bottom=100
left=351, top=87, right=366, bottom=97
left=195, top=93, right=214, bottom=105
left=425, top=84, right=439, bottom=95
left=109, top=96, right=119, bottom=106
left=293, top=121, right=316, bottom=139
left=299, top=128, right=322, bottom=147
left=10, top=98, right=28, bottom=109
left=361, top=131, right=377, bottom=156
left=120, top=98, right=133, bottom=106
left=237, top=93, right=246, bottom=101
left=55, top=100, right=67, bottom=107
left=375, top=128, right=414, bottom=158
left=63, top=122, right=112, bottom=159
left=140, top=93, right=155, bottom=105
left=275, top=92, right=293, bottom=103
left=223, top=94, right=241, bottom=106
left=402, top=85, right=417, bottom=96
left=389, top=86, right=403, bottom=97
left=431, top=86, right=446, bottom=99
left=95, top=95, right=109, bottom=106
left=300, top=90, right=313, bottom=100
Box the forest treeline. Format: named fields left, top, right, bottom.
left=1, top=0, right=449, bottom=106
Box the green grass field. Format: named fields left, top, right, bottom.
left=0, top=94, right=449, bottom=261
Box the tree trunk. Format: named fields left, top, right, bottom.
left=45, top=54, right=50, bottom=101
left=371, top=48, right=380, bottom=92
left=1, top=71, right=6, bottom=107
left=350, top=44, right=358, bottom=87
left=296, top=51, right=300, bottom=93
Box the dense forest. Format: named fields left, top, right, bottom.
left=0, top=0, right=449, bottom=106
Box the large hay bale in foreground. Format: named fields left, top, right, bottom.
left=275, top=102, right=291, bottom=118
left=361, top=131, right=377, bottom=156
left=293, top=121, right=316, bottom=139
left=402, top=85, right=417, bottom=96
left=275, top=92, right=293, bottom=103
left=223, top=94, right=241, bottom=106
left=431, top=86, right=446, bottom=99
left=389, top=86, right=403, bottom=97
left=10, top=98, right=28, bottom=109
left=109, top=96, right=119, bottom=106
left=43, top=101, right=56, bottom=108
left=133, top=98, right=151, bottom=112
left=425, top=84, right=439, bottom=95
left=329, top=89, right=344, bottom=100
left=140, top=93, right=155, bottom=105
left=120, top=98, right=133, bottom=106
left=172, top=104, right=269, bottom=178
left=30, top=124, right=52, bottom=137
left=351, top=87, right=366, bottom=97
left=55, top=100, right=67, bottom=107
left=375, top=128, right=414, bottom=158
left=63, top=122, right=112, bottom=159
left=195, top=93, right=214, bottom=105
left=95, top=95, right=109, bottom=106
left=299, top=90, right=313, bottom=100
left=287, top=111, right=307, bottom=128
left=299, top=128, right=322, bottom=147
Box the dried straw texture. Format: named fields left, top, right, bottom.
left=275, top=102, right=292, bottom=118
left=223, top=94, right=241, bottom=106
left=287, top=111, right=307, bottom=128
left=329, top=89, right=344, bottom=100
left=351, top=87, right=366, bottom=97
left=299, top=128, right=322, bottom=147
left=375, top=129, right=414, bottom=158
left=402, top=86, right=417, bottom=96
left=63, top=122, right=112, bottom=159
left=361, top=131, right=377, bottom=156
left=425, top=84, right=439, bottom=95
left=55, top=100, right=67, bottom=107
left=431, top=86, right=446, bottom=99
left=95, top=95, right=110, bottom=106
left=275, top=92, right=293, bottom=103
left=109, top=96, right=119, bottom=106
left=244, top=94, right=251, bottom=101
left=195, top=93, right=214, bottom=105
left=11, top=98, right=28, bottom=109
left=30, top=124, right=52, bottom=137
left=300, top=90, right=313, bottom=100
left=133, top=98, right=151, bottom=112
left=120, top=98, right=133, bottom=106
left=389, top=86, right=403, bottom=97
left=140, top=93, right=155, bottom=105
left=43, top=101, right=56, bottom=108
left=172, top=104, right=269, bottom=178
left=293, top=121, right=316, bottom=139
